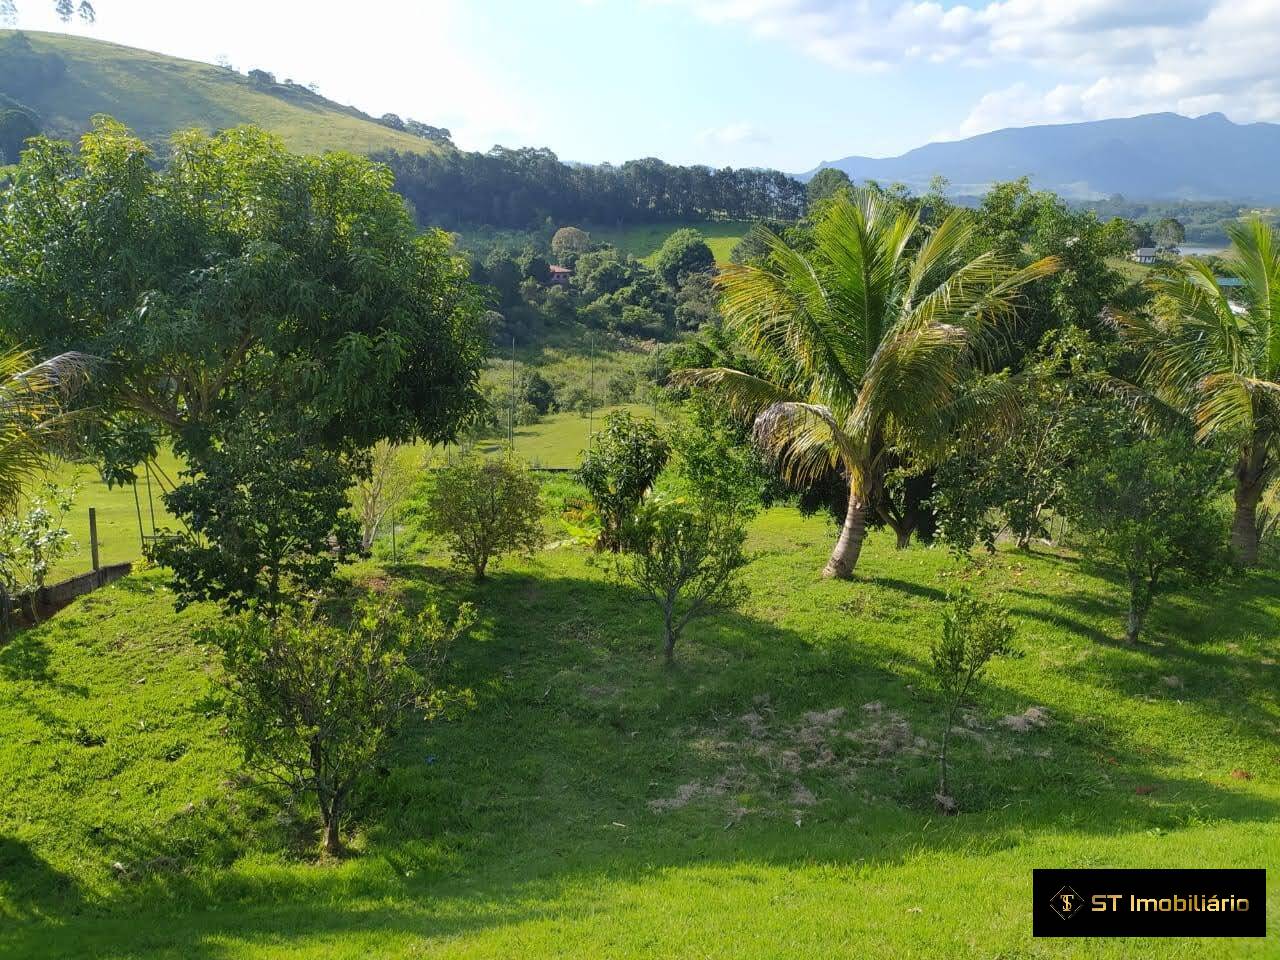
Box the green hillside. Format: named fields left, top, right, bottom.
left=0, top=30, right=445, bottom=156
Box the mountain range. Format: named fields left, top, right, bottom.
left=805, top=112, right=1280, bottom=203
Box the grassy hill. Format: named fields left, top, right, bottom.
left=0, top=30, right=444, bottom=156
left=1, top=485, right=1277, bottom=957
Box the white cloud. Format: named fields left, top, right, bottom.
left=698, top=121, right=773, bottom=146
left=668, top=0, right=1280, bottom=138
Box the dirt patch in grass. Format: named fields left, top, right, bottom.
left=648, top=695, right=933, bottom=820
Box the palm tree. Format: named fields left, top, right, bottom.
left=673, top=191, right=1058, bottom=578
left=1123, top=217, right=1280, bottom=565
left=0, top=348, right=89, bottom=512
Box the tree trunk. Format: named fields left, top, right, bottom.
left=894, top=528, right=912, bottom=550
left=1231, top=482, right=1262, bottom=567
left=1231, top=443, right=1269, bottom=566
left=1124, top=605, right=1144, bottom=645
left=323, top=815, right=343, bottom=856
left=1125, top=572, right=1154, bottom=644
left=824, top=486, right=868, bottom=579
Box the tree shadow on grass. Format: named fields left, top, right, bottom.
left=4, top=562, right=1278, bottom=959
left=0, top=837, right=83, bottom=926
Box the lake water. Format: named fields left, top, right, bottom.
left=1180, top=243, right=1227, bottom=256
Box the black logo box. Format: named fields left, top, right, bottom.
left=1033, top=868, right=1266, bottom=937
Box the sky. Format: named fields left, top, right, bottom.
left=11, top=0, right=1280, bottom=171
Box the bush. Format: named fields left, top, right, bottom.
left=605, top=371, right=637, bottom=405
left=210, top=598, right=474, bottom=855
left=522, top=371, right=557, bottom=414
left=1063, top=431, right=1230, bottom=643
left=930, top=592, right=1014, bottom=811
left=425, top=457, right=546, bottom=579
left=577, top=412, right=668, bottom=551
left=618, top=498, right=747, bottom=665
left=0, top=485, right=75, bottom=628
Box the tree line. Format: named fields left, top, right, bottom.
left=374, top=146, right=807, bottom=231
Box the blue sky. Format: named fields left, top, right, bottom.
left=11, top=1, right=1280, bottom=171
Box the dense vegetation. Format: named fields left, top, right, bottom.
left=377, top=146, right=805, bottom=231
left=1, top=112, right=1278, bottom=960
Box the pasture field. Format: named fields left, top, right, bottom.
left=2, top=30, right=443, bottom=157
left=587, top=221, right=753, bottom=266
left=1, top=493, right=1276, bottom=959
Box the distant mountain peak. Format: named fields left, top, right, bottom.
left=806, top=112, right=1280, bottom=202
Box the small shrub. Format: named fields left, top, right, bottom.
left=425, top=457, right=546, bottom=580
left=930, top=592, right=1014, bottom=812
left=618, top=498, right=747, bottom=665
left=210, top=597, right=474, bottom=855
left=0, top=485, right=76, bottom=627
left=578, top=412, right=668, bottom=551
left=1063, top=432, right=1230, bottom=642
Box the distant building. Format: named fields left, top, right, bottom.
left=548, top=265, right=572, bottom=286
left=1132, top=247, right=1158, bottom=264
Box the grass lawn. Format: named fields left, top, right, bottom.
left=1, top=498, right=1277, bottom=958
left=587, top=221, right=753, bottom=266
left=464, top=403, right=653, bottom=468
left=33, top=452, right=184, bottom=583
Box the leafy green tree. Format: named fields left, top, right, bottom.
left=155, top=417, right=362, bottom=613
left=518, top=247, right=551, bottom=284
left=210, top=597, right=474, bottom=856
left=805, top=168, right=853, bottom=207
left=578, top=412, right=669, bottom=552
left=668, top=396, right=764, bottom=522
left=674, top=190, right=1057, bottom=578
left=654, top=228, right=714, bottom=288
left=0, top=120, right=485, bottom=602
left=425, top=457, right=546, bottom=580
left=619, top=497, right=747, bottom=665
left=1123, top=218, right=1280, bottom=564
left=1154, top=217, right=1186, bottom=250
left=482, top=250, right=523, bottom=309
left=930, top=592, right=1013, bottom=810
left=1064, top=430, right=1230, bottom=643
left=932, top=327, right=1111, bottom=553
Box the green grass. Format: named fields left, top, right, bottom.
left=2, top=31, right=444, bottom=157
left=1, top=496, right=1277, bottom=958
left=586, top=221, right=752, bottom=266
left=464, top=404, right=652, bottom=468
left=29, top=453, right=183, bottom=583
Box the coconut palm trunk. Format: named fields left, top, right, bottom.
left=1231, top=441, right=1270, bottom=564
left=671, top=190, right=1057, bottom=578
left=824, top=486, right=869, bottom=579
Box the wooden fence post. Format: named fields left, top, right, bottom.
left=88, top=507, right=100, bottom=573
